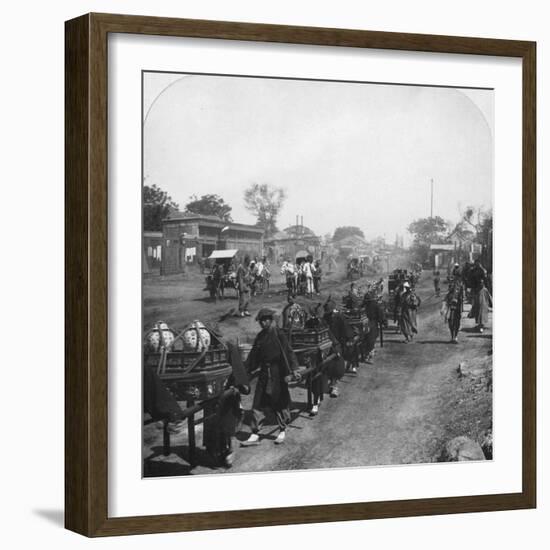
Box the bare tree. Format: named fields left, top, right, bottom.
left=243, top=183, right=286, bottom=238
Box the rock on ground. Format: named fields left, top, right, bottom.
left=440, top=436, right=486, bottom=462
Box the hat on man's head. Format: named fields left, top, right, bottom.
left=403, top=282, right=411, bottom=289
left=256, top=308, right=275, bottom=321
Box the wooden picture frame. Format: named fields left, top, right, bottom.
left=65, top=12, right=536, bottom=537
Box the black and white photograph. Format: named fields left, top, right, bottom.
left=142, top=71, right=494, bottom=477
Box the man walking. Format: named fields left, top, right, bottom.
left=303, top=256, right=315, bottom=298
left=313, top=260, right=322, bottom=295
left=468, top=279, right=492, bottom=332
left=242, top=309, right=300, bottom=446
left=236, top=255, right=251, bottom=317
left=398, top=282, right=421, bottom=343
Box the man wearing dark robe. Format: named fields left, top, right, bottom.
left=469, top=258, right=488, bottom=292
left=242, top=308, right=300, bottom=446
left=343, top=282, right=362, bottom=311
left=442, top=282, right=463, bottom=343
left=468, top=279, right=493, bottom=332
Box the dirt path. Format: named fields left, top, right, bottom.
left=144, top=272, right=492, bottom=476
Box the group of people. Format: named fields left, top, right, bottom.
left=440, top=258, right=493, bottom=342
left=240, top=290, right=386, bottom=448
left=280, top=256, right=322, bottom=298
left=391, top=280, right=422, bottom=343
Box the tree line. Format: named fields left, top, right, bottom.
left=407, top=207, right=493, bottom=265
left=143, top=182, right=367, bottom=243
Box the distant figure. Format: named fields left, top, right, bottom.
left=236, top=255, right=251, bottom=317
left=468, top=280, right=492, bottom=332
left=302, top=256, right=315, bottom=297
left=313, top=260, right=322, bottom=295
left=470, top=258, right=488, bottom=292
left=451, top=262, right=462, bottom=282
left=442, top=282, right=463, bottom=343
left=398, top=282, right=421, bottom=343
left=280, top=259, right=297, bottom=299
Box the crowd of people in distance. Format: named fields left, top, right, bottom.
left=280, top=255, right=323, bottom=298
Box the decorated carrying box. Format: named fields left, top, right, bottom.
left=144, top=320, right=232, bottom=401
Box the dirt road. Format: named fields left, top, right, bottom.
left=143, top=271, right=492, bottom=476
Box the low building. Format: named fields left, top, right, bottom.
left=264, top=218, right=321, bottom=262
left=333, top=234, right=370, bottom=258
left=160, top=212, right=264, bottom=275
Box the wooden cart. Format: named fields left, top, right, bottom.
left=144, top=328, right=233, bottom=465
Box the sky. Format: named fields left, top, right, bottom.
left=143, top=72, right=493, bottom=244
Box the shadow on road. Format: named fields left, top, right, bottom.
left=144, top=443, right=219, bottom=476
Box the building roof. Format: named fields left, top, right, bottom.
left=334, top=234, right=369, bottom=247
left=282, top=224, right=317, bottom=237
left=209, top=249, right=238, bottom=259
left=163, top=212, right=264, bottom=234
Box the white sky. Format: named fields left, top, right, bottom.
left=143, top=72, right=493, bottom=243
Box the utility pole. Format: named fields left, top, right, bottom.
left=430, top=178, right=434, bottom=219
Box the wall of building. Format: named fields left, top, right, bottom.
left=161, top=219, right=264, bottom=274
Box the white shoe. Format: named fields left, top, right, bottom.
left=350, top=366, right=358, bottom=374
left=310, top=405, right=319, bottom=416
left=241, top=433, right=260, bottom=446
left=224, top=452, right=235, bottom=468
left=274, top=431, right=286, bottom=445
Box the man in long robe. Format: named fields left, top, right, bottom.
left=242, top=308, right=300, bottom=446
left=442, top=282, right=463, bottom=343
left=468, top=280, right=492, bottom=332
left=398, top=282, right=421, bottom=342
